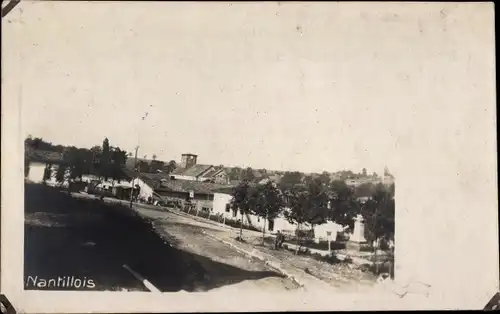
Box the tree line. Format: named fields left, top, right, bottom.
left=230, top=176, right=395, bottom=251
left=227, top=166, right=392, bottom=185
left=26, top=136, right=130, bottom=187
left=135, top=159, right=177, bottom=174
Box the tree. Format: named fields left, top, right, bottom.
left=137, top=160, right=150, bottom=173
left=279, top=171, right=303, bottom=190
left=248, top=182, right=284, bottom=242
left=55, top=164, right=68, bottom=187
left=319, top=171, right=331, bottom=185
left=109, top=147, right=128, bottom=182
left=239, top=167, right=256, bottom=182
left=384, top=166, right=392, bottom=177
left=388, top=183, right=395, bottom=199
left=27, top=137, right=53, bottom=151
left=97, top=138, right=111, bottom=181
left=164, top=160, right=177, bottom=174
left=24, top=157, right=31, bottom=178
left=361, top=184, right=395, bottom=245
left=228, top=167, right=242, bottom=181
left=42, top=164, right=53, bottom=184
left=152, top=154, right=157, bottom=161
left=362, top=168, right=367, bottom=177
left=329, top=180, right=360, bottom=229
left=354, top=182, right=377, bottom=198
left=230, top=180, right=252, bottom=240
left=150, top=160, right=164, bottom=173
left=283, top=178, right=330, bottom=254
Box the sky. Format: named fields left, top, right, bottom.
left=3, top=2, right=490, bottom=175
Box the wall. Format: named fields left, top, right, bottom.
left=27, top=163, right=71, bottom=187
left=26, top=161, right=46, bottom=183
left=133, top=177, right=154, bottom=200
left=213, top=193, right=232, bottom=214
left=158, top=190, right=188, bottom=201
left=212, top=193, right=292, bottom=232
left=171, top=174, right=197, bottom=181
left=314, top=221, right=345, bottom=241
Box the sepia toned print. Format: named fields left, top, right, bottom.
left=2, top=1, right=497, bottom=312
left=24, top=140, right=395, bottom=292
left=16, top=0, right=398, bottom=293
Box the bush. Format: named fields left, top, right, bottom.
left=312, top=253, right=352, bottom=265
left=302, top=240, right=346, bottom=251
left=295, top=228, right=315, bottom=239
left=360, top=244, right=374, bottom=252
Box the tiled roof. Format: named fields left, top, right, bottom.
left=131, top=171, right=234, bottom=195
left=155, top=179, right=238, bottom=195
left=171, top=164, right=213, bottom=177
left=200, top=167, right=225, bottom=178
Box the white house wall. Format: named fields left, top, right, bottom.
left=26, top=161, right=46, bottom=183
left=133, top=177, right=154, bottom=200
left=27, top=163, right=71, bottom=187
left=171, top=174, right=197, bottom=181
left=211, top=192, right=346, bottom=239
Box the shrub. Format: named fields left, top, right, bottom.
left=360, top=243, right=374, bottom=252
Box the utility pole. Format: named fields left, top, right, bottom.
left=129, top=145, right=139, bottom=208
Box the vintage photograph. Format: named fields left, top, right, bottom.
left=17, top=2, right=397, bottom=294
left=3, top=1, right=498, bottom=312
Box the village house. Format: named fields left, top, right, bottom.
left=169, top=153, right=229, bottom=184
left=119, top=170, right=235, bottom=212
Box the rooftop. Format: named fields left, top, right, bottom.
left=136, top=172, right=237, bottom=195
left=171, top=164, right=213, bottom=177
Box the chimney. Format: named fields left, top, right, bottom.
left=180, top=153, right=198, bottom=169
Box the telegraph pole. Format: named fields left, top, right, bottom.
left=129, top=145, right=139, bottom=208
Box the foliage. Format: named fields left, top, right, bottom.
left=109, top=147, right=128, bottom=182
left=329, top=180, right=360, bottom=228
left=247, top=181, right=284, bottom=240
left=43, top=163, right=53, bottom=182
left=231, top=181, right=250, bottom=211
left=239, top=167, right=256, bottom=182
left=228, top=167, right=242, bottom=181
left=24, top=157, right=31, bottom=177
left=251, top=182, right=284, bottom=219
left=283, top=177, right=331, bottom=227
left=55, top=165, right=68, bottom=185
left=361, top=184, right=395, bottom=243
left=25, top=136, right=60, bottom=152
left=165, top=160, right=177, bottom=173
left=230, top=180, right=254, bottom=238
left=137, top=160, right=150, bottom=173
left=98, top=138, right=111, bottom=180
left=27, top=136, right=129, bottom=186
left=279, top=171, right=303, bottom=190
left=149, top=160, right=164, bottom=173
left=354, top=182, right=377, bottom=198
